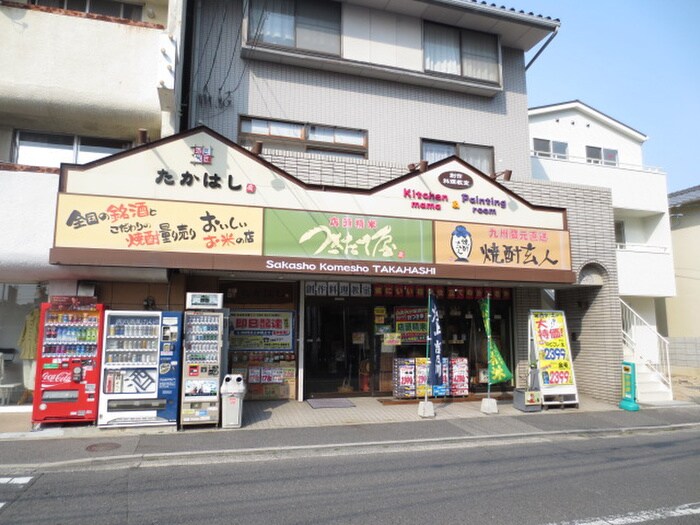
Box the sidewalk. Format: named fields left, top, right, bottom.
left=1, top=395, right=699, bottom=474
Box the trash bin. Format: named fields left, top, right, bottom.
left=220, top=374, right=246, bottom=428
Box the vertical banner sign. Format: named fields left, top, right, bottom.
left=530, top=310, right=578, bottom=406
left=428, top=294, right=443, bottom=386
left=479, top=297, right=513, bottom=384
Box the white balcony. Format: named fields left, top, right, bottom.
left=0, top=5, right=168, bottom=139
left=616, top=244, right=675, bottom=297
left=531, top=154, right=669, bottom=214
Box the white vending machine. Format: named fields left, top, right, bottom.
left=180, top=293, right=229, bottom=427
left=98, top=310, right=183, bottom=427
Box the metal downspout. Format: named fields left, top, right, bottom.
left=526, top=26, right=559, bottom=71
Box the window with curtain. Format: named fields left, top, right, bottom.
left=422, top=139, right=494, bottom=175
left=422, top=141, right=456, bottom=164
left=249, top=0, right=340, bottom=55
left=424, top=22, right=500, bottom=84
left=424, top=23, right=461, bottom=75
left=240, top=117, right=367, bottom=157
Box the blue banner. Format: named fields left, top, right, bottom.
left=428, top=295, right=443, bottom=386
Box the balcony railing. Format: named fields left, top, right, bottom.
left=531, top=151, right=664, bottom=173
left=615, top=243, right=669, bottom=254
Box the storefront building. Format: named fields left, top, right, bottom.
left=1, top=1, right=625, bottom=412
left=17, top=127, right=620, bottom=405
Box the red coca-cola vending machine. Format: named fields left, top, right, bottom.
left=32, top=297, right=105, bottom=429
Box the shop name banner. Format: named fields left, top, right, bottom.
left=54, top=194, right=263, bottom=255
left=531, top=310, right=576, bottom=387
left=434, top=221, right=571, bottom=271
left=230, top=310, right=294, bottom=351
left=264, top=209, right=433, bottom=263
left=395, top=307, right=428, bottom=344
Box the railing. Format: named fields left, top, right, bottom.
left=616, top=243, right=669, bottom=254
left=531, top=151, right=664, bottom=173
left=620, top=299, right=673, bottom=393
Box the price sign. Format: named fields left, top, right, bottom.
left=530, top=310, right=578, bottom=402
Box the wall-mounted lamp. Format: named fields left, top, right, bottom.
left=407, top=160, right=428, bottom=172
left=491, top=169, right=512, bottom=181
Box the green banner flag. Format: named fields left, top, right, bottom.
left=479, top=297, right=513, bottom=385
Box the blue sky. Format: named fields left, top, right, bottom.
left=506, top=0, right=700, bottom=192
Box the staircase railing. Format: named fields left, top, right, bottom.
left=620, top=299, right=673, bottom=393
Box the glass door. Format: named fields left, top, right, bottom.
left=304, top=302, right=372, bottom=397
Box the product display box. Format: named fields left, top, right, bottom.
left=237, top=361, right=297, bottom=400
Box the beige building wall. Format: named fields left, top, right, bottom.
left=666, top=201, right=700, bottom=337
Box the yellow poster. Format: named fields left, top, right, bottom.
left=54, top=193, right=263, bottom=255
left=434, top=221, right=571, bottom=270
left=531, top=310, right=575, bottom=386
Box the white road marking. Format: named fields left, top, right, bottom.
left=542, top=502, right=700, bottom=524
left=0, top=476, right=32, bottom=485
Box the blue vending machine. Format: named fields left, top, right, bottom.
left=157, top=311, right=183, bottom=424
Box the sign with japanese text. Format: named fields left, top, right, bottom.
left=395, top=307, right=428, bottom=344
left=530, top=310, right=578, bottom=395
left=383, top=333, right=401, bottom=345
left=434, top=221, right=571, bottom=271
left=263, top=209, right=433, bottom=263
left=52, top=129, right=574, bottom=284
left=230, top=310, right=295, bottom=351
left=54, top=194, right=262, bottom=255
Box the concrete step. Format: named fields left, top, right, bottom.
left=638, top=389, right=674, bottom=403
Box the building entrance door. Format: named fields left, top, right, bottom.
left=304, top=302, right=373, bottom=397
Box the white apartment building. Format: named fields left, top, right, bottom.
left=529, top=100, right=675, bottom=401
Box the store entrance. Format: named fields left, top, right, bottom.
left=304, top=302, right=373, bottom=397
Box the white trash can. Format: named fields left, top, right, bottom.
left=220, top=374, right=246, bottom=428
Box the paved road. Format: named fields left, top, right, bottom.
left=1, top=426, right=699, bottom=524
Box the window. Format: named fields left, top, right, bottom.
left=533, top=138, right=568, bottom=159
left=421, top=140, right=494, bottom=175
left=13, top=131, right=131, bottom=167
left=240, top=117, right=367, bottom=157
left=424, top=22, right=500, bottom=84
left=602, top=148, right=618, bottom=166
left=249, top=0, right=341, bottom=55
left=586, top=146, right=618, bottom=166
left=31, top=0, right=143, bottom=21
left=614, top=221, right=626, bottom=246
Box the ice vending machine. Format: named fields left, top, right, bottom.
left=32, top=297, right=104, bottom=428
left=180, top=293, right=228, bottom=427
left=98, top=311, right=182, bottom=427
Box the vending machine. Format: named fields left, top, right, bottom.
left=180, top=293, right=228, bottom=427
left=32, top=297, right=104, bottom=428
left=98, top=310, right=183, bottom=427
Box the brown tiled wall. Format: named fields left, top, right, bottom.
left=507, top=180, right=622, bottom=403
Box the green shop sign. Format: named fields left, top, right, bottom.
left=264, top=210, right=433, bottom=263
